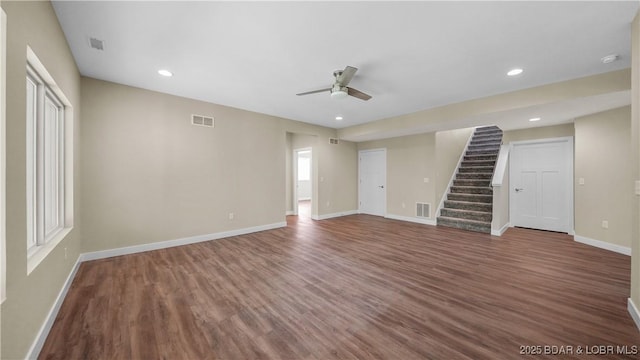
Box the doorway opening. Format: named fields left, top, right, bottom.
left=294, top=148, right=312, bottom=218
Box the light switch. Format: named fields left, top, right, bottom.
left=424, top=178, right=430, bottom=183
left=579, top=178, right=585, bottom=185
left=636, top=180, right=640, bottom=196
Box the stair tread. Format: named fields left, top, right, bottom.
left=437, top=216, right=491, bottom=225
left=441, top=208, right=491, bottom=215
left=446, top=200, right=492, bottom=205
left=448, top=193, right=492, bottom=198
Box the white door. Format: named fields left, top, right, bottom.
left=359, top=149, right=386, bottom=216
left=510, top=137, right=573, bottom=233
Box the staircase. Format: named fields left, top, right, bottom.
left=437, top=126, right=503, bottom=233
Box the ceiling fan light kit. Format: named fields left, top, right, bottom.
left=297, top=65, right=372, bottom=101
left=330, top=85, right=348, bottom=99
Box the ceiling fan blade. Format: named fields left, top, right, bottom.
left=347, top=87, right=372, bottom=101
left=296, top=88, right=331, bottom=96
left=337, top=66, right=358, bottom=86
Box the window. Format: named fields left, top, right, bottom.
left=297, top=151, right=311, bottom=181
left=25, top=47, right=73, bottom=273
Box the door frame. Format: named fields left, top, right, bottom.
left=358, top=148, right=387, bottom=216
left=293, top=147, right=312, bottom=216
left=509, top=136, right=574, bottom=234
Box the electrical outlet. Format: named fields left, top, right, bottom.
left=228, top=212, right=234, bottom=220
left=602, top=220, right=609, bottom=229
left=326, top=201, right=330, bottom=208
left=402, top=202, right=406, bottom=208
left=423, top=178, right=430, bottom=183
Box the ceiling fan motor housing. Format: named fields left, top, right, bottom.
left=331, top=84, right=348, bottom=99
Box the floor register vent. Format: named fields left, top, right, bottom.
left=416, top=202, right=431, bottom=218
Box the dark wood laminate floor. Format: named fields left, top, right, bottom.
left=40, top=215, right=640, bottom=359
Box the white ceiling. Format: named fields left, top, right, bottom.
left=52, top=1, right=638, bottom=132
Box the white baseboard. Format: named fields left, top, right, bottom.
left=385, top=213, right=436, bottom=226
left=285, top=210, right=295, bottom=216
left=25, top=255, right=82, bottom=360
left=81, top=222, right=287, bottom=262
left=574, top=234, right=631, bottom=256
left=491, top=222, right=511, bottom=236
left=311, top=210, right=358, bottom=221
left=628, top=298, right=640, bottom=333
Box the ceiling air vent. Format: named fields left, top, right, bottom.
left=329, top=138, right=339, bottom=145
left=416, top=203, right=431, bottom=218
left=89, top=37, right=104, bottom=51
left=192, top=114, right=214, bottom=128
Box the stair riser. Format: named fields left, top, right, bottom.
left=458, top=167, right=494, bottom=173
left=468, top=145, right=501, bottom=152
left=470, top=139, right=502, bottom=146
left=461, top=160, right=496, bottom=167
left=451, top=186, right=493, bottom=195
left=444, top=201, right=492, bottom=212
left=474, top=131, right=503, bottom=137
left=472, top=133, right=503, bottom=139
left=447, top=193, right=493, bottom=203
left=456, top=173, right=492, bottom=179
left=453, top=179, right=491, bottom=187
left=440, top=209, right=492, bottom=222
left=464, top=155, right=497, bottom=161
left=437, top=217, right=491, bottom=233
left=466, top=149, right=500, bottom=155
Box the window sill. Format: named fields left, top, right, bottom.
left=27, top=226, right=72, bottom=275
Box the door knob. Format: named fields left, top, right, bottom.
left=378, top=185, right=384, bottom=189
left=515, top=188, right=524, bottom=192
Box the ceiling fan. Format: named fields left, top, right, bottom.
left=296, top=66, right=372, bottom=101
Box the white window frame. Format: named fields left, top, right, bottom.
left=25, top=46, right=74, bottom=274
left=1, top=8, right=7, bottom=303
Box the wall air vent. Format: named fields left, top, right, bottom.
left=89, top=37, right=104, bottom=51
left=329, top=138, right=339, bottom=145
left=192, top=114, right=214, bottom=128
left=416, top=202, right=431, bottom=218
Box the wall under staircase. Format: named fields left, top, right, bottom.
left=437, top=126, right=503, bottom=233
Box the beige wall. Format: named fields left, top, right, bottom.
left=358, top=133, right=436, bottom=219
left=81, top=78, right=357, bottom=252
left=357, top=128, right=473, bottom=220
left=575, top=107, right=632, bottom=248
left=502, top=123, right=575, bottom=144
left=1, top=1, right=83, bottom=358
left=316, top=137, right=358, bottom=216
left=338, top=70, right=630, bottom=142
left=82, top=78, right=285, bottom=251
left=435, top=128, right=474, bottom=208
left=631, top=11, right=640, bottom=313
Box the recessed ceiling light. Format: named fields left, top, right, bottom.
left=335, top=116, right=343, bottom=121
left=507, top=68, right=524, bottom=76
left=529, top=117, right=541, bottom=122
left=158, top=69, right=173, bottom=77
left=601, top=54, right=619, bottom=64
